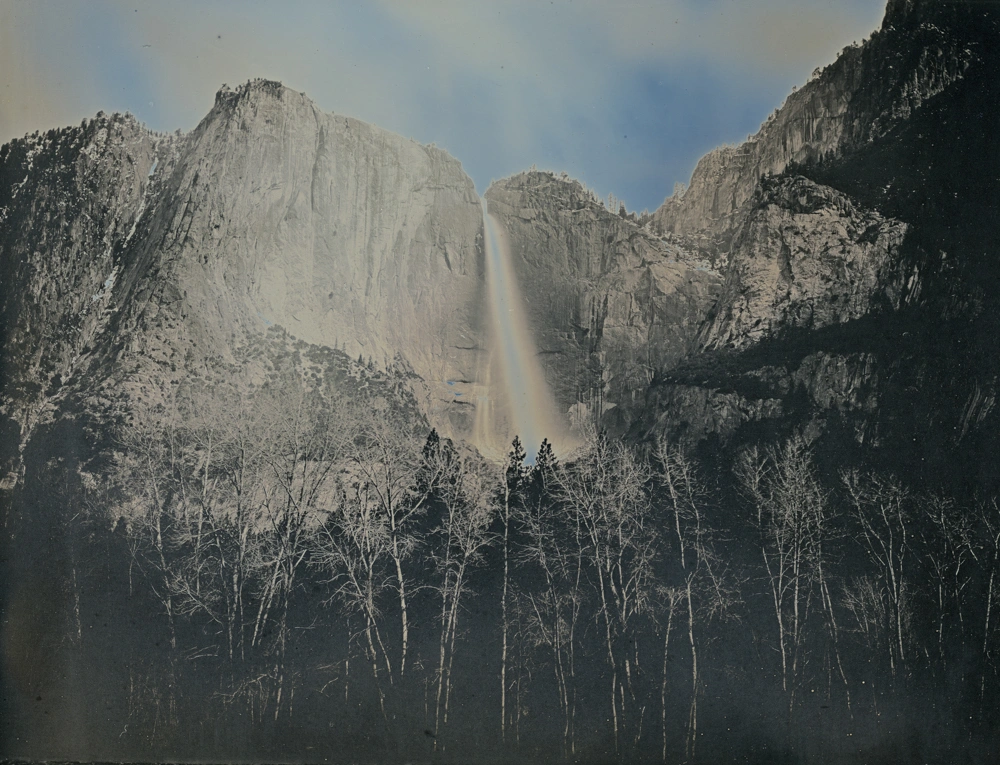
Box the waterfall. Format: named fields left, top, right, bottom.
left=473, top=200, right=569, bottom=463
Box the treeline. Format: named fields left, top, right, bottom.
left=55, top=377, right=1000, bottom=762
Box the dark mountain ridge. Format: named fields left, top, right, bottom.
left=601, top=0, right=998, bottom=489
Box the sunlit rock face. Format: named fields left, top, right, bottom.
left=0, top=81, right=491, bottom=466
left=108, top=80, right=487, bottom=437
left=3, top=0, right=999, bottom=485
left=485, top=172, right=722, bottom=428
left=624, top=175, right=909, bottom=448
left=699, top=177, right=908, bottom=352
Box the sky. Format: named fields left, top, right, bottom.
left=0, top=0, right=887, bottom=213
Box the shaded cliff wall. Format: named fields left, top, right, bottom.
left=652, top=0, right=989, bottom=243
left=628, top=2, right=1000, bottom=485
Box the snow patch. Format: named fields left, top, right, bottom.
left=91, top=266, right=120, bottom=303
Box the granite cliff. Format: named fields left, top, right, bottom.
left=5, top=4, right=1000, bottom=760
left=0, top=114, right=171, bottom=486
left=627, top=0, right=1000, bottom=483
left=484, top=172, right=721, bottom=427
left=652, top=0, right=989, bottom=245
left=2, top=1, right=998, bottom=490
left=111, top=81, right=486, bottom=432
left=0, top=81, right=488, bottom=486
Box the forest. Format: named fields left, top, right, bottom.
left=13, top=362, right=1000, bottom=765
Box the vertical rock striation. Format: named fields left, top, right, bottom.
left=699, top=177, right=908, bottom=351
left=652, top=0, right=989, bottom=244
left=110, top=80, right=486, bottom=436
left=0, top=80, right=490, bottom=484
left=630, top=1, right=1000, bottom=480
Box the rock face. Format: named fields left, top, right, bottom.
left=0, top=114, right=170, bottom=484
left=485, top=172, right=721, bottom=423
left=3, top=1, right=999, bottom=488
left=699, top=177, right=908, bottom=351
left=652, top=0, right=986, bottom=243
left=112, top=81, right=486, bottom=434
left=630, top=1, right=1000, bottom=481
left=0, top=80, right=488, bottom=482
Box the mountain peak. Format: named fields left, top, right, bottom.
left=214, top=78, right=301, bottom=109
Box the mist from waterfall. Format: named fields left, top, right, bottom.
left=473, top=200, right=570, bottom=463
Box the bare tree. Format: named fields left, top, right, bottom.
left=517, top=443, right=585, bottom=758
left=111, top=396, right=187, bottom=726
left=252, top=384, right=346, bottom=717
left=112, top=376, right=352, bottom=724
left=655, top=584, right=685, bottom=763
left=498, top=437, right=529, bottom=744
left=737, top=436, right=843, bottom=716
left=917, top=493, right=976, bottom=671
left=841, top=469, right=912, bottom=680
left=656, top=439, right=736, bottom=760
left=970, top=497, right=1000, bottom=706
left=347, top=410, right=431, bottom=681
left=313, top=474, right=395, bottom=717
left=427, top=446, right=496, bottom=746
left=557, top=434, right=657, bottom=755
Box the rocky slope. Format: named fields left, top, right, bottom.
left=485, top=172, right=721, bottom=425
left=0, top=114, right=173, bottom=487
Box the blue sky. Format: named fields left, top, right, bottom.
left=0, top=0, right=886, bottom=212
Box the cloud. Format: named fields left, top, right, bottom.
left=0, top=0, right=888, bottom=211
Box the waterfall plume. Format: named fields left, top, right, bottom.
left=473, top=200, right=571, bottom=462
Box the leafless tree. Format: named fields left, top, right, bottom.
left=737, top=436, right=845, bottom=716
left=517, top=450, right=585, bottom=758
left=427, top=447, right=496, bottom=746
left=111, top=396, right=185, bottom=725
left=111, top=378, right=350, bottom=723
left=654, top=584, right=685, bottom=763
left=841, top=469, right=912, bottom=680
left=970, top=497, right=1000, bottom=706
left=313, top=474, right=395, bottom=717
left=347, top=411, right=438, bottom=681
left=498, top=437, right=529, bottom=744
left=557, top=434, right=657, bottom=755
left=656, top=439, right=737, bottom=760
left=917, top=493, right=977, bottom=670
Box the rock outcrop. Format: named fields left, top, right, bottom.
left=3, top=1, right=999, bottom=488
left=0, top=114, right=172, bottom=485
left=629, top=1, right=1000, bottom=482
left=699, top=177, right=908, bottom=351
left=110, top=81, right=486, bottom=435
left=652, top=0, right=989, bottom=244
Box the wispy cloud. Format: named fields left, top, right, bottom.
left=0, top=0, right=886, bottom=211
